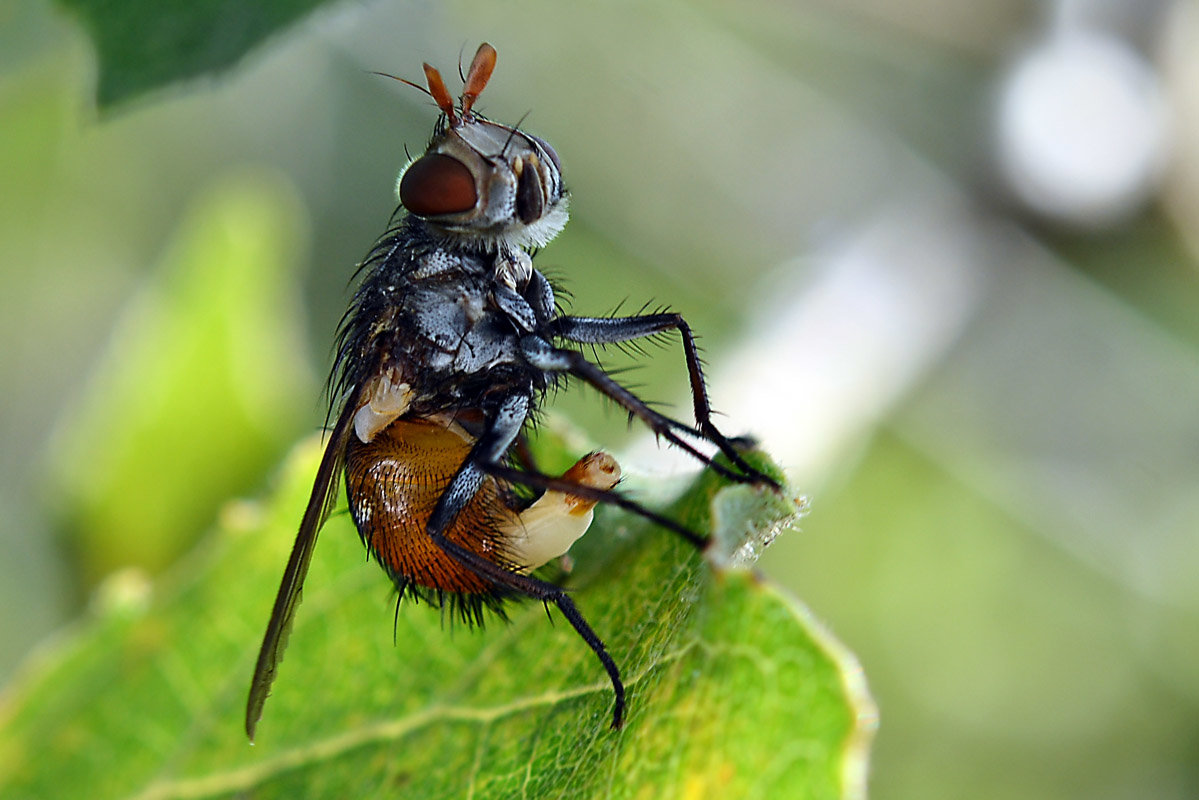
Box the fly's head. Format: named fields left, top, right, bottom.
left=396, top=43, right=567, bottom=250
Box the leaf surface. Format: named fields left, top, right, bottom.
left=1, top=436, right=874, bottom=799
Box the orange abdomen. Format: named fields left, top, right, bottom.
left=344, top=418, right=515, bottom=596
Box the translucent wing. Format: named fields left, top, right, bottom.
left=245, top=389, right=361, bottom=740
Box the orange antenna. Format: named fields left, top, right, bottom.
left=461, top=43, right=497, bottom=117
left=423, top=63, right=457, bottom=124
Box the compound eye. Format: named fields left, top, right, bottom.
left=526, top=133, right=560, bottom=175
left=399, top=154, right=478, bottom=216
left=538, top=139, right=561, bottom=175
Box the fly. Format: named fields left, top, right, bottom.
left=245, top=42, right=777, bottom=739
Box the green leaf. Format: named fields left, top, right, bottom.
left=1, top=436, right=874, bottom=799
left=56, top=0, right=335, bottom=107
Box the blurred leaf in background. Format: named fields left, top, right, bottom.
left=44, top=172, right=314, bottom=588
left=58, top=0, right=335, bottom=107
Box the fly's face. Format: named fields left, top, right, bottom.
left=396, top=45, right=568, bottom=249
left=399, top=120, right=567, bottom=248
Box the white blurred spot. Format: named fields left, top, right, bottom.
left=712, top=204, right=985, bottom=486
left=626, top=198, right=986, bottom=489
left=996, top=31, right=1168, bottom=226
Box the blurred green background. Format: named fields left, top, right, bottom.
left=3, top=0, right=1198, bottom=797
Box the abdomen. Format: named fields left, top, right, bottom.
left=344, top=417, right=516, bottom=596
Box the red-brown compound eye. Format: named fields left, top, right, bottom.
left=399, top=154, right=478, bottom=216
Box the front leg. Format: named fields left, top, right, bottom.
left=521, top=334, right=769, bottom=486
left=546, top=314, right=777, bottom=487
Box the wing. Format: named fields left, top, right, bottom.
left=245, top=388, right=362, bottom=741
